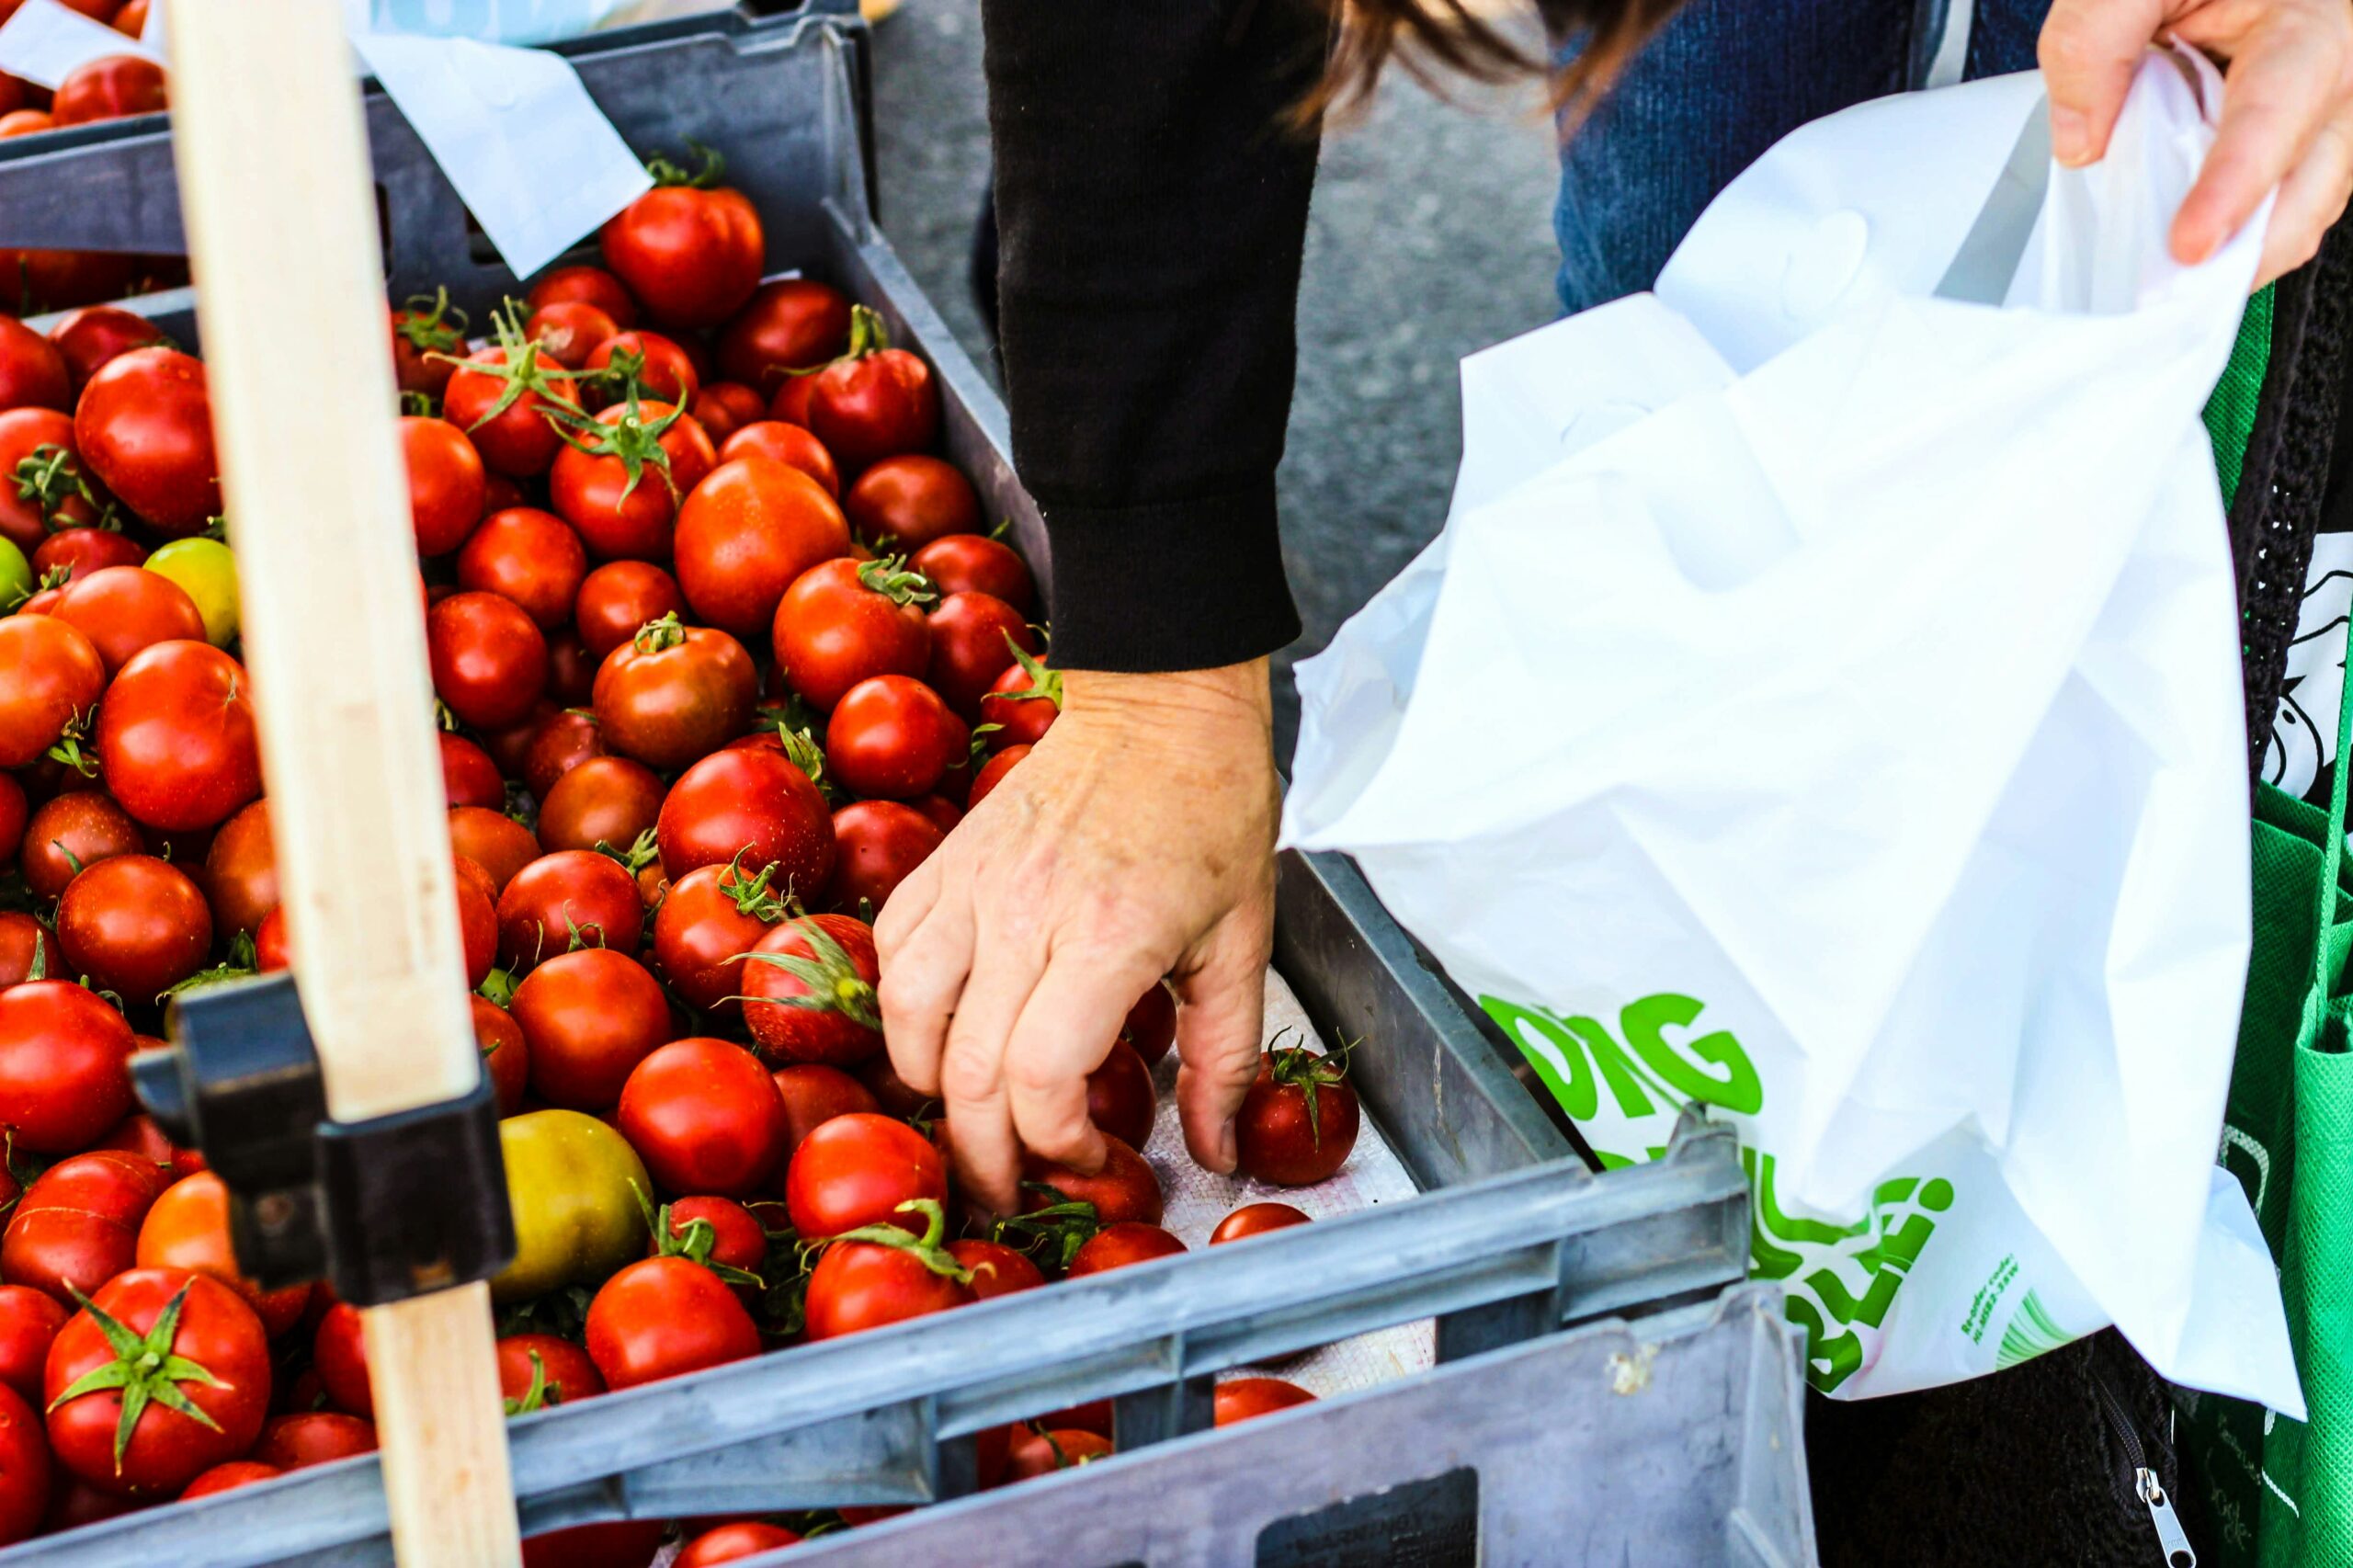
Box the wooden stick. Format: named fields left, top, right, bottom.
left=162, top=3, right=520, bottom=1562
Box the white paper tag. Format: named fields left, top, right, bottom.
left=350, top=30, right=651, bottom=282
left=0, top=0, right=162, bottom=92
left=351, top=0, right=639, bottom=48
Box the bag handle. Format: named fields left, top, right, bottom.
left=2302, top=619, right=2353, bottom=1048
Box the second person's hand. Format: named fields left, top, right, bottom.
left=873, top=660, right=1281, bottom=1215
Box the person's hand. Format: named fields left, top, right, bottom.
left=2040, top=0, right=2353, bottom=286
left=873, top=660, right=1279, bottom=1215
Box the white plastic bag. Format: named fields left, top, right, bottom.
left=1284, top=51, right=2304, bottom=1413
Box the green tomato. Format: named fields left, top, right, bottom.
left=142, top=537, right=239, bottom=646
left=491, top=1108, right=652, bottom=1304
left=0, top=537, right=27, bottom=610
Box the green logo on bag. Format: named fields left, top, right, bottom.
left=1476, top=992, right=1761, bottom=1168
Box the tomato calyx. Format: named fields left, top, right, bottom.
left=393, top=287, right=469, bottom=355
left=44, top=708, right=100, bottom=780
left=630, top=611, right=689, bottom=654
left=397, top=390, right=438, bottom=418
left=717, top=850, right=792, bottom=922
left=734, top=915, right=880, bottom=1031
left=856, top=555, right=937, bottom=609
left=809, top=1199, right=972, bottom=1280
left=991, top=1185, right=1102, bottom=1274
left=434, top=301, right=584, bottom=435
left=161, top=929, right=260, bottom=1001
left=641, top=140, right=727, bottom=191
left=501, top=1349, right=562, bottom=1417
left=476, top=966, right=519, bottom=1008
left=634, top=1184, right=766, bottom=1290
left=593, top=826, right=661, bottom=880
left=14, top=443, right=112, bottom=530
left=50, top=1279, right=228, bottom=1474
left=553, top=381, right=684, bottom=503
left=1266, top=1029, right=1358, bottom=1152
left=997, top=637, right=1063, bottom=711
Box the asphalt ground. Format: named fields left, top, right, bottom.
left=869, top=1, right=1563, bottom=757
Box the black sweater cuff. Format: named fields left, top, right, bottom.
left=1045, top=484, right=1300, bottom=672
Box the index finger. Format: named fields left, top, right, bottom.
left=2039, top=0, right=2169, bottom=165
left=2172, top=10, right=2352, bottom=265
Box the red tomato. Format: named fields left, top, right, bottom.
left=926, top=591, right=1036, bottom=721
left=47, top=305, right=168, bottom=395
left=18, top=792, right=138, bottom=903
left=550, top=398, right=716, bottom=562
left=966, top=743, right=1029, bottom=809
left=0, top=1286, right=64, bottom=1404
left=0, top=1382, right=43, bottom=1544
left=574, top=559, right=686, bottom=661
left=649, top=857, right=784, bottom=1015
left=427, top=591, right=548, bottom=731
left=389, top=290, right=467, bottom=398
left=584, top=331, right=699, bottom=411
left=719, top=418, right=839, bottom=497
left=844, top=456, right=980, bottom=552
left=673, top=455, right=851, bottom=640
left=0, top=915, right=40, bottom=989
left=773, top=556, right=932, bottom=710
left=1236, top=1042, right=1360, bottom=1187
left=0, top=777, right=22, bottom=866
left=3, top=1151, right=161, bottom=1303
left=1022, top=1137, right=1163, bottom=1228
left=1067, top=1221, right=1186, bottom=1278
left=807, top=309, right=939, bottom=471
left=0, top=983, right=131, bottom=1153
left=46, top=1268, right=269, bottom=1496
left=512, top=948, right=672, bottom=1111
left=0, top=407, right=98, bottom=552
left=0, top=614, right=102, bottom=768
left=856, top=1051, right=932, bottom=1120
left=254, top=909, right=290, bottom=971
left=178, top=1460, right=280, bottom=1499
left=526, top=265, right=638, bottom=329
left=56, top=853, right=210, bottom=1001
left=687, top=381, right=767, bottom=447
left=472, top=995, right=529, bottom=1117
left=134, top=1173, right=309, bottom=1337
left=0, top=315, right=66, bottom=412
left=438, top=733, right=506, bottom=811
left=802, top=1222, right=973, bottom=1340
left=677, top=1521, right=805, bottom=1566
left=457, top=508, right=585, bottom=631
left=73, top=347, right=218, bottom=537
left=652, top=1195, right=767, bottom=1278
left=785, top=1110, right=943, bottom=1242
left=618, top=1038, right=787, bottom=1196
left=0, top=248, right=138, bottom=319
left=598, top=166, right=764, bottom=330
left=51, top=54, right=165, bottom=126
left=979, top=651, right=1061, bottom=749
left=523, top=299, right=619, bottom=370
left=828, top=800, right=943, bottom=917
left=202, top=798, right=277, bottom=935
left=654, top=744, right=834, bottom=891
left=824, top=675, right=967, bottom=801
left=1123, top=981, right=1177, bottom=1065
left=717, top=278, right=851, bottom=392
left=1085, top=1040, right=1157, bottom=1152
left=585, top=1256, right=760, bottom=1389
left=496, top=849, right=642, bottom=971
left=591, top=614, right=755, bottom=770
left=0, top=110, right=48, bottom=139
left=1214, top=1377, right=1315, bottom=1426
left=769, top=1063, right=880, bottom=1174
left=306, top=1300, right=371, bottom=1417
left=97, top=641, right=261, bottom=831
left=520, top=709, right=603, bottom=801
left=495, top=1333, right=604, bottom=1411
left=742, top=914, right=881, bottom=1068
left=546, top=630, right=597, bottom=706
left=949, top=1238, right=1045, bottom=1300
left=441, top=341, right=582, bottom=479
left=446, top=807, right=541, bottom=894
left=249, top=1412, right=376, bottom=1471
left=1004, top=1427, right=1113, bottom=1483
left=90, top=1111, right=194, bottom=1178
left=521, top=1522, right=668, bottom=1568
left=402, top=415, right=487, bottom=557
left=537, top=756, right=665, bottom=858
left=28, top=525, right=143, bottom=587
left=767, top=373, right=816, bottom=428
left=1210, top=1202, right=1313, bottom=1245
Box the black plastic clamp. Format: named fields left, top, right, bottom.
left=133, top=972, right=516, bottom=1307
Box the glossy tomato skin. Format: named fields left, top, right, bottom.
left=583, top=331, right=699, bottom=410
left=0, top=983, right=132, bottom=1153
left=617, top=1038, right=788, bottom=1197
left=773, top=557, right=930, bottom=711
left=742, top=915, right=881, bottom=1067
left=52, top=565, right=205, bottom=676
left=767, top=372, right=817, bottom=428
left=74, top=347, right=218, bottom=536
left=592, top=619, right=756, bottom=771
left=926, top=591, right=1038, bottom=721
left=1236, top=1053, right=1360, bottom=1187
left=427, top=592, right=549, bottom=732
left=1086, top=1041, right=1157, bottom=1152
left=964, top=743, right=1027, bottom=809
left=51, top=55, right=165, bottom=126
left=0, top=915, right=42, bottom=989
left=495, top=1333, right=605, bottom=1409
left=828, top=801, right=943, bottom=917
left=402, top=415, right=487, bottom=557
left=0, top=615, right=103, bottom=769
left=769, top=1063, right=879, bottom=1173
left=458, top=507, right=585, bottom=631
left=574, top=559, right=685, bottom=660
left=824, top=676, right=967, bottom=801
left=0, top=1287, right=64, bottom=1404
left=802, top=1236, right=972, bottom=1341
left=442, top=347, right=580, bottom=478
left=980, top=659, right=1060, bottom=749
left=55, top=853, right=211, bottom=1001
left=719, top=418, right=838, bottom=497
left=599, top=184, right=763, bottom=331
left=677, top=1521, right=804, bottom=1566
left=134, top=1173, right=309, bottom=1338
left=495, top=850, right=643, bottom=971
left=1123, top=981, right=1177, bottom=1065
left=673, top=455, right=850, bottom=641
left=948, top=1239, right=1045, bottom=1300
left=472, top=995, right=529, bottom=1117
left=843, top=455, right=980, bottom=552
left=3, top=1151, right=162, bottom=1302
left=18, top=792, right=141, bottom=903
left=1067, top=1222, right=1186, bottom=1278
left=537, top=756, right=665, bottom=857
left=520, top=709, right=603, bottom=801
left=438, top=733, right=505, bottom=810
left=687, top=381, right=767, bottom=447
left=178, top=1460, right=280, bottom=1499
left=585, top=1256, right=761, bottom=1390
left=249, top=1412, right=377, bottom=1471
left=28, top=527, right=142, bottom=587
left=549, top=400, right=717, bottom=562
left=655, top=1195, right=766, bottom=1277
left=1210, top=1202, right=1313, bottom=1245
left=1004, top=1427, right=1114, bottom=1482
left=512, top=948, right=672, bottom=1111
left=47, top=306, right=165, bottom=394
left=523, top=300, right=619, bottom=370
left=545, top=630, right=597, bottom=705
left=491, top=1110, right=651, bottom=1303
left=1022, top=1136, right=1163, bottom=1228
left=810, top=348, right=939, bottom=472
left=97, top=641, right=261, bottom=832
left=0, top=314, right=66, bottom=411
left=202, top=798, right=277, bottom=935
left=0, top=406, right=90, bottom=551
left=446, top=807, right=540, bottom=893
left=655, top=745, right=834, bottom=891
left=527, top=265, right=638, bottom=329
left=649, top=859, right=779, bottom=1016
left=1213, top=1377, right=1315, bottom=1426
left=0, top=1382, right=43, bottom=1545
left=45, top=1268, right=270, bottom=1497
left=717, top=278, right=851, bottom=392
left=785, top=1112, right=945, bottom=1239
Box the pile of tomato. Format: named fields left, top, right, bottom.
left=0, top=148, right=1367, bottom=1562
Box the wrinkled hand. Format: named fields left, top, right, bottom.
left=2041, top=0, right=2353, bottom=286
left=874, top=660, right=1279, bottom=1214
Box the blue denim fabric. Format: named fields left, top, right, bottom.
left=1552, top=0, right=2052, bottom=313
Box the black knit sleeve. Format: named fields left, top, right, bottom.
left=982, top=0, right=1327, bottom=672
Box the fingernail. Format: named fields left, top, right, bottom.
left=2050, top=107, right=2091, bottom=167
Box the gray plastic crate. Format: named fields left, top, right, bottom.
left=0, top=10, right=1813, bottom=1564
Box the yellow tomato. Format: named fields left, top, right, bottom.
left=142, top=536, right=238, bottom=646
left=491, top=1108, right=651, bottom=1303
